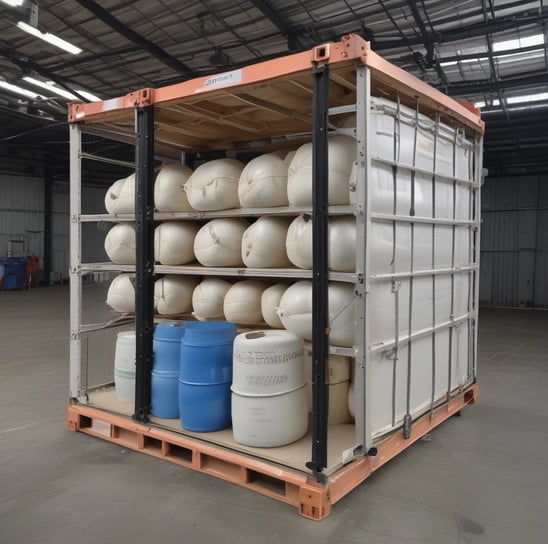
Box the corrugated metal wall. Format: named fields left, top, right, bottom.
left=0, top=173, right=44, bottom=259
left=0, top=172, right=108, bottom=279
left=480, top=174, right=548, bottom=307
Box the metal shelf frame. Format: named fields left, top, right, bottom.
left=68, top=33, right=484, bottom=514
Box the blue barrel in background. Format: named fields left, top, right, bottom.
left=3, top=257, right=27, bottom=290
left=151, top=321, right=186, bottom=419
left=178, top=321, right=237, bottom=432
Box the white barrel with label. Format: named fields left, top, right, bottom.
left=241, top=216, right=292, bottom=268
left=154, top=221, right=199, bottom=265
left=104, top=223, right=136, bottom=265
left=232, top=330, right=305, bottom=396
left=106, top=274, right=135, bottom=313
left=185, top=158, right=244, bottom=211
left=231, top=385, right=308, bottom=448
left=154, top=164, right=194, bottom=212
left=194, top=218, right=248, bottom=267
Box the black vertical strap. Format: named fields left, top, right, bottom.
left=306, top=62, right=329, bottom=479
left=134, top=105, right=155, bottom=423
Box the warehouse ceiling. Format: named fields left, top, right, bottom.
left=1, top=0, right=547, bottom=176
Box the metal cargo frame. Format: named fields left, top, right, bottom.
left=67, top=34, right=483, bottom=519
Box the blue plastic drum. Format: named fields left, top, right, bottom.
left=178, top=321, right=237, bottom=432
left=153, top=321, right=186, bottom=372
left=151, top=369, right=180, bottom=419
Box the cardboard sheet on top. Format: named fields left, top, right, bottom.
left=87, top=387, right=357, bottom=475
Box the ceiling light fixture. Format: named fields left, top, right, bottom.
left=474, top=99, right=500, bottom=109
left=75, top=89, right=101, bottom=102
left=0, top=0, right=24, bottom=6
left=23, top=76, right=78, bottom=100
left=493, top=33, right=544, bottom=52
left=0, top=80, right=41, bottom=99
left=506, top=91, right=548, bottom=104
left=17, top=21, right=82, bottom=55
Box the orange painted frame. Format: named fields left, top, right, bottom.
left=67, top=383, right=478, bottom=520
left=67, top=34, right=483, bottom=136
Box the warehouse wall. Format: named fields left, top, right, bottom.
left=0, top=173, right=44, bottom=260
left=0, top=172, right=108, bottom=281
left=480, top=174, right=548, bottom=307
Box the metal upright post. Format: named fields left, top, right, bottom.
left=69, top=125, right=83, bottom=400
left=134, top=105, right=155, bottom=422
left=306, top=62, right=330, bottom=478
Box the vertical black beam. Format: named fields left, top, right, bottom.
left=306, top=62, right=330, bottom=478
left=134, top=105, right=155, bottom=423
left=43, top=152, right=53, bottom=284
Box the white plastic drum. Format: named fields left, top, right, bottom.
left=261, top=283, right=287, bottom=329
left=114, top=331, right=136, bottom=402
left=185, top=158, right=244, bottom=211
left=277, top=281, right=355, bottom=347
left=286, top=215, right=356, bottom=272
left=241, top=216, right=292, bottom=268
left=193, top=218, right=248, bottom=267
left=238, top=151, right=289, bottom=208
left=191, top=278, right=231, bottom=321
left=106, top=274, right=135, bottom=313
left=104, top=173, right=135, bottom=214
left=154, top=276, right=198, bottom=315
left=231, top=385, right=308, bottom=447
left=287, top=136, right=355, bottom=206
left=154, top=221, right=199, bottom=265
left=104, top=223, right=136, bottom=265
left=223, top=280, right=269, bottom=324
left=232, top=330, right=305, bottom=396
left=154, top=164, right=194, bottom=212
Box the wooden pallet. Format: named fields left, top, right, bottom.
left=67, top=383, right=478, bottom=520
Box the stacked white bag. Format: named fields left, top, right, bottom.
left=287, top=136, right=356, bottom=206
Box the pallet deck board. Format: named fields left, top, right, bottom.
left=68, top=384, right=478, bottom=520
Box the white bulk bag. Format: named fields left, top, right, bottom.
left=154, top=221, right=199, bottom=265
left=241, top=216, right=292, bottom=268
left=104, top=173, right=135, bottom=214
left=277, top=281, right=355, bottom=347
left=304, top=352, right=351, bottom=385
left=104, top=223, right=136, bottom=265
left=106, top=274, right=135, bottom=313
left=185, top=158, right=244, bottom=211
left=286, top=215, right=356, bottom=272
left=193, top=218, right=248, bottom=267
left=192, top=278, right=231, bottom=320
left=329, top=216, right=356, bottom=272
left=154, top=276, right=198, bottom=315
left=238, top=151, right=289, bottom=207
left=284, top=149, right=296, bottom=169
left=261, top=283, right=287, bottom=329
left=287, top=136, right=355, bottom=206
left=223, top=280, right=269, bottom=324
left=104, top=177, right=126, bottom=214
left=154, top=164, right=194, bottom=212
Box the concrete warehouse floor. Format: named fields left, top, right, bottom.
left=1, top=285, right=547, bottom=544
